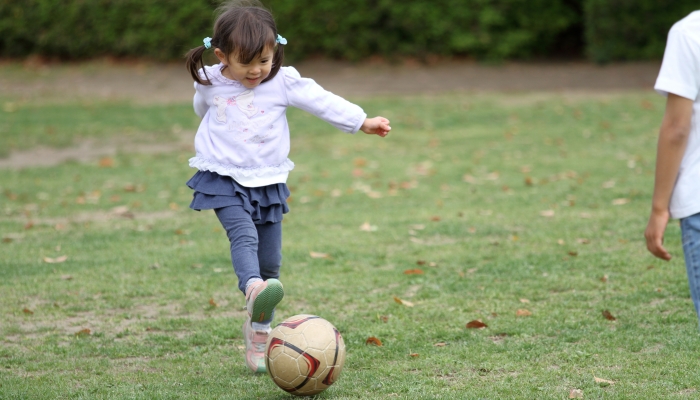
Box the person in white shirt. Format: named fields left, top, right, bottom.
left=645, top=10, right=700, bottom=327
left=184, top=0, right=391, bottom=373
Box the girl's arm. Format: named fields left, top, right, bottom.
left=193, top=84, right=208, bottom=118
left=644, top=93, right=694, bottom=260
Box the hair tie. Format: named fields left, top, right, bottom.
left=203, top=37, right=212, bottom=49
left=276, top=34, right=287, bottom=45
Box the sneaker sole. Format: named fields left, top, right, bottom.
left=250, top=279, right=284, bottom=323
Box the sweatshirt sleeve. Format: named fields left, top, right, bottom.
left=282, top=66, right=366, bottom=133
left=193, top=81, right=208, bottom=118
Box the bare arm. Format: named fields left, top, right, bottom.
left=644, top=93, right=694, bottom=260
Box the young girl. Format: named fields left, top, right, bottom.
left=184, top=0, right=391, bottom=373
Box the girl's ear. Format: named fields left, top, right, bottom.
left=214, top=48, right=228, bottom=65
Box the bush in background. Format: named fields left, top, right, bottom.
left=585, top=0, right=698, bottom=63
left=0, top=0, right=697, bottom=62
left=0, top=0, right=580, bottom=61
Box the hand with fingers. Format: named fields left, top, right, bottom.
left=360, top=117, right=391, bottom=137
left=645, top=208, right=672, bottom=261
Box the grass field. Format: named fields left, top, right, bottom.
left=1, top=82, right=699, bottom=399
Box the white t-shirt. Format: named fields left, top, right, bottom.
left=189, top=65, right=366, bottom=187
left=655, top=11, right=700, bottom=219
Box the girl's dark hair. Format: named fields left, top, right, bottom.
left=185, top=0, right=284, bottom=86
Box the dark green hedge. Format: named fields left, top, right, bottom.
left=0, top=0, right=218, bottom=59
left=0, top=0, right=580, bottom=61
left=266, top=0, right=581, bottom=61
left=0, top=0, right=697, bottom=62
left=585, top=0, right=698, bottom=63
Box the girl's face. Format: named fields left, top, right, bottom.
left=215, top=47, right=274, bottom=89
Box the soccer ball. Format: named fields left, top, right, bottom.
left=265, top=314, right=346, bottom=396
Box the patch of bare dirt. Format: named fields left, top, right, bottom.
left=0, top=58, right=661, bottom=169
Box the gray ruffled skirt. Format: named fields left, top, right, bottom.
left=186, top=170, right=290, bottom=224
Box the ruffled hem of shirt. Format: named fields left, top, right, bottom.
left=189, top=156, right=295, bottom=179
left=187, top=171, right=290, bottom=224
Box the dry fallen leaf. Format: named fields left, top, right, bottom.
left=99, top=157, right=114, bottom=168
left=434, top=342, right=447, bottom=347
left=612, top=198, right=630, bottom=206
left=594, top=376, right=615, bottom=385
left=516, top=309, right=532, bottom=317
left=61, top=275, right=73, bottom=281
left=75, top=328, right=91, bottom=336
left=430, top=216, right=441, bottom=222
left=359, top=222, right=377, bottom=232
left=569, top=388, right=583, bottom=399
left=22, top=308, right=33, bottom=315
left=519, top=298, right=530, bottom=303
left=393, top=296, right=414, bottom=307
left=208, top=298, right=218, bottom=308
left=403, top=269, right=424, bottom=275
left=409, top=353, right=419, bottom=358
left=466, top=320, right=488, bottom=329
left=540, top=210, right=555, bottom=217
left=43, top=255, right=68, bottom=264
left=365, top=336, right=382, bottom=346
left=309, top=251, right=331, bottom=259
left=379, top=315, right=389, bottom=323
left=602, top=310, right=616, bottom=321
left=600, top=275, right=608, bottom=283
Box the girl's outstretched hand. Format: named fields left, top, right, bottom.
left=360, top=117, right=391, bottom=137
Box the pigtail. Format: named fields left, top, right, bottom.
left=185, top=45, right=212, bottom=86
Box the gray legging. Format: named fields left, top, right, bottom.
left=214, top=205, right=282, bottom=295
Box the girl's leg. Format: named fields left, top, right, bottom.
left=256, top=221, right=282, bottom=282
left=681, top=213, right=700, bottom=325
left=214, top=205, right=261, bottom=294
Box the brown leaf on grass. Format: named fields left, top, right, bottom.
left=594, top=376, right=615, bottom=385
left=309, top=251, right=331, bottom=259
left=378, top=315, right=389, bottom=323
left=569, top=389, right=583, bottom=399
left=577, top=238, right=590, bottom=244
left=568, top=251, right=578, bottom=256
left=540, top=210, right=555, bottom=217
left=208, top=298, right=218, bottom=308
left=430, top=216, right=441, bottom=222
left=24, top=222, right=34, bottom=230
left=43, top=255, right=68, bottom=264
left=22, top=308, right=33, bottom=315
left=75, top=328, right=91, bottom=336
left=416, top=260, right=426, bottom=265
left=516, top=309, right=532, bottom=317
left=519, top=298, right=530, bottom=303
left=403, top=269, right=424, bottom=275
left=61, top=275, right=73, bottom=280
left=393, top=296, right=414, bottom=307
left=359, top=222, right=377, bottom=231
left=600, top=275, right=608, bottom=283
left=466, top=320, right=488, bottom=329
left=99, top=157, right=114, bottom=168
left=602, top=310, right=616, bottom=321
left=353, top=157, right=367, bottom=167
left=524, top=176, right=533, bottom=186
left=612, top=198, right=629, bottom=206
left=434, top=342, right=447, bottom=347
left=409, top=353, right=419, bottom=358
left=365, top=336, right=382, bottom=346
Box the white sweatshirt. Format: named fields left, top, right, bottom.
left=189, top=64, right=367, bottom=187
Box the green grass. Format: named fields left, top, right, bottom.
left=2, top=88, right=699, bottom=399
